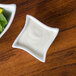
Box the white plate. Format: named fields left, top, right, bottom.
left=0, top=4, right=16, bottom=38
left=12, top=15, right=59, bottom=62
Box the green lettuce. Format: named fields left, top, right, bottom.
left=0, top=24, right=3, bottom=33
left=0, top=13, right=8, bottom=33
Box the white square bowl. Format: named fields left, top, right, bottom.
left=12, top=15, right=59, bottom=62
left=0, top=4, right=16, bottom=38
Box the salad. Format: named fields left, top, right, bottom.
left=0, top=8, right=8, bottom=34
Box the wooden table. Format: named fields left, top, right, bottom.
left=0, top=0, right=76, bottom=76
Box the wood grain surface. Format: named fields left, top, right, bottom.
left=0, top=0, right=76, bottom=76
